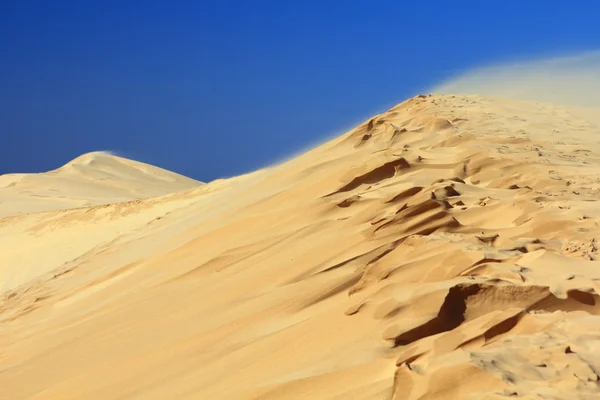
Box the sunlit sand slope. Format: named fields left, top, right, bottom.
left=2, top=95, right=600, bottom=399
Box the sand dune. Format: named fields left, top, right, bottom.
left=0, top=151, right=202, bottom=218
left=2, top=95, right=600, bottom=399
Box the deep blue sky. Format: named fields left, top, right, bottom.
left=2, top=1, right=599, bottom=181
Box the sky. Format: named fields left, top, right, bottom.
left=1, top=1, right=600, bottom=182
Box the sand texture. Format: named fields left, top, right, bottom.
left=2, top=95, right=600, bottom=399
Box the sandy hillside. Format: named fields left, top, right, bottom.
left=2, top=95, right=600, bottom=399
left=0, top=151, right=203, bottom=218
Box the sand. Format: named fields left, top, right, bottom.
left=2, top=95, right=600, bottom=399
left=0, top=151, right=203, bottom=218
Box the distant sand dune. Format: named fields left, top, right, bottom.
left=0, top=151, right=202, bottom=217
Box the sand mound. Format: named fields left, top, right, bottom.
left=2, top=95, right=600, bottom=399
left=0, top=151, right=202, bottom=217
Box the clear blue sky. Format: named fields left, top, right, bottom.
left=2, top=1, right=599, bottom=181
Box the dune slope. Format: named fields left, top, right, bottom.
left=0, top=151, right=203, bottom=218
left=2, top=95, right=600, bottom=399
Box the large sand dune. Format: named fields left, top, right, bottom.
left=2, top=95, right=600, bottom=399
left=0, top=151, right=202, bottom=218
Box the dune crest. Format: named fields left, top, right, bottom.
left=0, top=151, right=202, bottom=218
left=430, top=51, right=600, bottom=109
left=2, top=95, right=600, bottom=399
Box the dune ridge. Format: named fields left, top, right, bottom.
left=431, top=51, right=600, bottom=108
left=0, top=151, right=202, bottom=218
left=2, top=95, right=600, bottom=399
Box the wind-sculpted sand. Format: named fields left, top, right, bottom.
left=2, top=95, right=600, bottom=399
